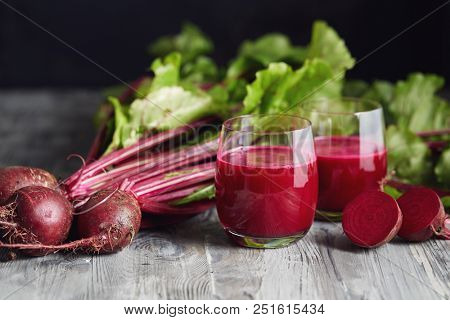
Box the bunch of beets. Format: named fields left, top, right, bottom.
left=0, top=85, right=219, bottom=256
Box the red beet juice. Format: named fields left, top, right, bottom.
left=315, top=136, right=387, bottom=212
left=215, top=146, right=318, bottom=238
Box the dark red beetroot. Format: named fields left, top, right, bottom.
left=0, top=186, right=73, bottom=255
left=0, top=166, right=59, bottom=205
left=0, top=189, right=141, bottom=254
left=342, top=190, right=402, bottom=248
left=74, top=189, right=141, bottom=253
left=397, top=187, right=449, bottom=241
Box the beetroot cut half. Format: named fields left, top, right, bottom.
left=342, top=190, right=402, bottom=248
left=397, top=187, right=449, bottom=241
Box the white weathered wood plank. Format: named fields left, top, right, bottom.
left=204, top=216, right=449, bottom=300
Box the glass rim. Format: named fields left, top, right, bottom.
left=222, top=114, right=312, bottom=135
left=300, top=97, right=382, bottom=116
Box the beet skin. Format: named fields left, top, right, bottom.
left=0, top=186, right=73, bottom=255
left=0, top=166, right=59, bottom=205
left=75, top=189, right=142, bottom=253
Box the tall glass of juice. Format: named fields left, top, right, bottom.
left=301, top=98, right=387, bottom=221
left=215, top=114, right=318, bottom=248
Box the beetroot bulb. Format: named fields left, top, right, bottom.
left=397, top=187, right=449, bottom=241
left=342, top=190, right=403, bottom=248
left=0, top=186, right=73, bottom=256
left=0, top=166, right=59, bottom=205
left=0, top=189, right=141, bottom=254
left=74, top=189, right=142, bottom=253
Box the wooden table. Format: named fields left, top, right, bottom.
left=0, top=90, right=448, bottom=300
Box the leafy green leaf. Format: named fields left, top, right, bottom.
left=243, top=62, right=292, bottom=114
left=104, top=51, right=232, bottom=149
left=207, top=85, right=228, bottom=103
left=148, top=22, right=213, bottom=63
left=342, top=79, right=369, bottom=97
left=362, top=80, right=396, bottom=124
left=441, top=196, right=450, bottom=209
left=238, top=33, right=306, bottom=66
left=383, top=185, right=403, bottom=199
left=104, top=97, right=130, bottom=154
left=242, top=59, right=335, bottom=114
left=122, top=84, right=231, bottom=148
left=104, top=52, right=184, bottom=150
left=226, top=56, right=259, bottom=81
left=171, top=184, right=215, bottom=206
left=389, top=73, right=447, bottom=132
left=435, top=148, right=450, bottom=189
left=133, top=77, right=153, bottom=99
left=181, top=56, right=219, bottom=83
left=427, top=97, right=450, bottom=132
left=225, top=78, right=248, bottom=103
left=226, top=33, right=306, bottom=80
left=363, top=80, right=394, bottom=108
left=149, top=52, right=181, bottom=91
left=386, top=125, right=433, bottom=184
left=126, top=86, right=212, bottom=141
left=306, top=20, right=355, bottom=74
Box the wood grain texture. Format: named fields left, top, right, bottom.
left=0, top=90, right=449, bottom=300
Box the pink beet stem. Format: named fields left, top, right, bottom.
left=65, top=118, right=213, bottom=188
left=124, top=146, right=216, bottom=185
left=68, top=141, right=217, bottom=199
left=139, top=183, right=209, bottom=203
left=416, top=129, right=450, bottom=138
left=74, top=188, right=118, bottom=216
left=69, top=157, right=211, bottom=198
left=133, top=164, right=215, bottom=197
left=140, top=200, right=215, bottom=215
left=131, top=162, right=214, bottom=191
left=77, top=152, right=167, bottom=188
left=123, top=154, right=213, bottom=187
left=87, top=139, right=217, bottom=187
left=79, top=126, right=191, bottom=178
left=426, top=141, right=448, bottom=152
left=66, top=124, right=185, bottom=185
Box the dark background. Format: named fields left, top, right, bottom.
left=0, top=0, right=449, bottom=87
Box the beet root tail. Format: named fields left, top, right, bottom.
left=434, top=214, right=450, bottom=240
left=0, top=237, right=92, bottom=253
left=0, top=204, right=15, bottom=220
left=0, top=233, right=126, bottom=255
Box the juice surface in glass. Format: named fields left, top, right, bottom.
left=315, top=136, right=387, bottom=212
left=216, top=145, right=318, bottom=238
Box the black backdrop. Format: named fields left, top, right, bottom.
left=0, top=0, right=449, bottom=87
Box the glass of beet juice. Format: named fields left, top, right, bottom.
left=215, top=115, right=318, bottom=248
left=301, top=98, right=387, bottom=221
